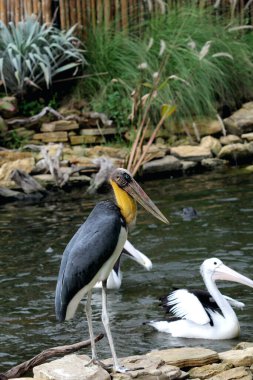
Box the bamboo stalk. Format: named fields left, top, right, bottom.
left=90, top=0, right=96, bottom=29
left=65, top=0, right=70, bottom=29
left=121, top=0, right=128, bottom=30
left=59, top=0, right=66, bottom=29
left=0, top=0, right=7, bottom=25
left=97, top=0, right=103, bottom=25
left=81, top=0, right=87, bottom=37
left=69, top=0, right=77, bottom=26
left=76, top=0, right=82, bottom=27
left=104, top=0, right=110, bottom=29
left=44, top=0, right=52, bottom=23
left=33, top=0, right=39, bottom=17
left=14, top=0, right=20, bottom=24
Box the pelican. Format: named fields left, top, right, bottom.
left=146, top=258, right=253, bottom=339
left=55, top=168, right=168, bottom=373
left=95, top=240, right=152, bottom=289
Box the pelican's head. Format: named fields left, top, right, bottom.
left=200, top=258, right=253, bottom=289
left=110, top=168, right=169, bottom=226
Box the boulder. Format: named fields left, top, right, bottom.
left=201, top=136, right=222, bottom=156
left=0, top=96, right=18, bottom=118
left=0, top=157, right=35, bottom=186
left=181, top=160, right=198, bottom=171
left=142, top=143, right=169, bottom=161
left=208, top=367, right=252, bottom=380
left=218, top=142, right=253, bottom=164
left=170, top=145, right=212, bottom=161
left=189, top=362, right=233, bottom=379
left=219, top=348, right=253, bottom=367
left=41, top=120, right=79, bottom=132
left=33, top=132, right=68, bottom=143
left=201, top=158, right=228, bottom=169
left=241, top=133, right=253, bottom=142
left=147, top=347, right=219, bottom=368
left=223, top=102, right=253, bottom=135
left=142, top=155, right=182, bottom=174
left=33, top=354, right=110, bottom=380
left=0, top=150, right=33, bottom=164
left=220, top=135, right=242, bottom=145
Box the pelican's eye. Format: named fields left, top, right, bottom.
left=213, top=261, right=217, bottom=265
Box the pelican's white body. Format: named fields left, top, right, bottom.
left=148, top=258, right=253, bottom=340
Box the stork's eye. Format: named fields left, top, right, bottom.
left=123, top=172, right=131, bottom=182
left=214, top=261, right=217, bottom=265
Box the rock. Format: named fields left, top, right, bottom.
left=147, top=347, right=219, bottom=368
left=223, top=102, right=253, bottom=135
left=80, top=127, right=117, bottom=136
left=0, top=157, right=35, bottom=186
left=235, top=343, right=253, bottom=350
left=41, top=120, right=79, bottom=132
left=220, top=135, right=242, bottom=145
left=33, top=132, right=68, bottom=143
left=85, top=146, right=128, bottom=160
left=142, top=143, right=169, bottom=161
left=33, top=354, right=110, bottom=380
left=219, top=347, right=253, bottom=367
left=189, top=362, right=233, bottom=379
left=70, top=135, right=104, bottom=145
left=181, top=160, right=198, bottom=171
left=218, top=142, right=253, bottom=164
left=209, top=367, right=252, bottom=380
left=0, top=150, right=33, bottom=164
left=241, top=133, right=253, bottom=142
left=170, top=145, right=212, bottom=161
left=0, top=96, right=18, bottom=118
left=142, top=155, right=182, bottom=174
left=194, top=119, right=223, bottom=137
left=201, top=136, right=222, bottom=156
left=201, top=158, right=228, bottom=169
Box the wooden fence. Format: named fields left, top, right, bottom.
left=0, top=0, right=252, bottom=35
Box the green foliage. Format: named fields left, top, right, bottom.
left=19, top=94, right=59, bottom=116
left=75, top=6, right=253, bottom=128
left=0, top=16, right=87, bottom=95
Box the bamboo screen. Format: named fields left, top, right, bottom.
left=0, top=0, right=252, bottom=34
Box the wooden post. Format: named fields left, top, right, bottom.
left=81, top=0, right=87, bottom=38
left=90, top=0, right=96, bottom=29
left=33, top=0, right=39, bottom=17
left=97, top=0, right=103, bottom=26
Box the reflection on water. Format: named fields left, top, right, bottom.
left=1, top=169, right=253, bottom=372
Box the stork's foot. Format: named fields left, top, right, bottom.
left=85, top=358, right=108, bottom=369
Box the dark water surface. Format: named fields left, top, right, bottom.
left=1, top=169, right=253, bottom=373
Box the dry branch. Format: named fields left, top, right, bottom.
left=2, top=333, right=104, bottom=379
left=6, top=107, right=64, bottom=127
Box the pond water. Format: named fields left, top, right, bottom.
left=1, top=168, right=253, bottom=373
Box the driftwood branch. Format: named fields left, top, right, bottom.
left=2, top=333, right=104, bottom=379
left=6, top=107, right=64, bottom=127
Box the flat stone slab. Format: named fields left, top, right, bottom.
left=147, top=347, right=219, bottom=368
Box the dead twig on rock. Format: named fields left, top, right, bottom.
left=2, top=333, right=104, bottom=379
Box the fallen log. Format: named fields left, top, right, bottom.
left=2, top=333, right=104, bottom=379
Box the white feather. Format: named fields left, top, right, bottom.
left=167, top=289, right=210, bottom=325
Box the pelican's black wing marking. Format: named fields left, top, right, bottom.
left=55, top=200, right=124, bottom=321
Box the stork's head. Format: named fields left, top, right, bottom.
left=110, top=168, right=169, bottom=226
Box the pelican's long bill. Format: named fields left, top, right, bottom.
left=212, top=263, right=253, bottom=288
left=111, top=168, right=169, bottom=225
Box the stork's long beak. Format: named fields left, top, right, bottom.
left=125, top=177, right=169, bottom=224
left=122, top=240, right=152, bottom=270
left=212, top=263, right=253, bottom=288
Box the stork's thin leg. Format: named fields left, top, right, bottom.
left=101, top=280, right=127, bottom=373
left=85, top=290, right=97, bottom=361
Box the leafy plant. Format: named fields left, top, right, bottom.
left=0, top=16, right=87, bottom=95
